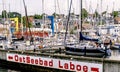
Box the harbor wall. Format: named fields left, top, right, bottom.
left=0, top=49, right=119, bottom=72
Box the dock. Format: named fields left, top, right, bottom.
left=0, top=46, right=119, bottom=72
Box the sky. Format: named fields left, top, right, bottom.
left=0, top=0, right=120, bottom=16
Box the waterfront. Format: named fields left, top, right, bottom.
left=0, top=48, right=119, bottom=72
left=0, top=67, right=20, bottom=72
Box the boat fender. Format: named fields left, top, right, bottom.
left=40, top=41, right=43, bottom=43
left=84, top=47, right=86, bottom=56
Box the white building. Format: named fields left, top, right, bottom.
left=98, top=24, right=120, bottom=36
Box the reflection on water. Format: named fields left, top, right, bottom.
left=0, top=67, right=20, bottom=72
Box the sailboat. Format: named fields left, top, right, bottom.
left=64, top=0, right=111, bottom=57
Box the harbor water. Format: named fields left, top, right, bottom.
left=0, top=67, right=20, bottom=72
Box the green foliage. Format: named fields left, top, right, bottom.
left=52, top=12, right=59, bottom=18
left=52, top=12, right=56, bottom=18
left=41, top=13, right=46, bottom=18
left=28, top=22, right=33, bottom=28
left=34, top=14, right=42, bottom=19
left=93, top=11, right=99, bottom=18
left=82, top=8, right=88, bottom=19
left=22, top=16, right=33, bottom=28
left=85, top=21, right=90, bottom=24
left=0, top=15, right=2, bottom=18
left=22, top=16, right=26, bottom=27
left=112, top=11, right=119, bottom=17
left=74, top=26, right=77, bottom=30
left=8, top=12, right=21, bottom=23
left=70, top=29, right=74, bottom=34
left=102, top=11, right=107, bottom=15
left=71, top=12, right=74, bottom=15
left=2, top=10, right=7, bottom=18
left=98, top=21, right=104, bottom=25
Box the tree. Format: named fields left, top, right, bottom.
left=70, top=29, right=74, bottom=34
left=102, top=11, right=107, bottom=15
left=8, top=12, right=21, bottom=23
left=112, top=11, right=119, bottom=17
left=52, top=12, right=56, bottom=18
left=82, top=8, right=88, bottom=19
left=22, top=16, right=26, bottom=27
left=22, top=16, right=33, bottom=28
left=34, top=14, right=42, bottom=19
left=2, top=10, right=7, bottom=18
left=93, top=11, right=99, bottom=18
left=52, top=12, right=59, bottom=18
left=41, top=13, right=46, bottom=18
left=0, top=15, right=2, bottom=18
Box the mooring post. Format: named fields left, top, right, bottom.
left=84, top=46, right=86, bottom=56
left=104, top=45, right=107, bottom=57
left=59, top=48, right=61, bottom=54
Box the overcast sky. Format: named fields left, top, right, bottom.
left=0, top=0, right=120, bottom=15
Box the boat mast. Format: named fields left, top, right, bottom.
left=23, top=0, right=32, bottom=39
left=54, top=0, right=57, bottom=38
left=95, top=3, right=99, bottom=26
left=42, top=0, right=45, bottom=39
left=78, top=0, right=82, bottom=42
left=2, top=0, right=5, bottom=37
left=100, top=0, right=102, bottom=25
left=64, top=0, right=72, bottom=44
left=112, top=2, right=115, bottom=24
left=80, top=0, right=82, bottom=32
left=20, top=0, right=23, bottom=36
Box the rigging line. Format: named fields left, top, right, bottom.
left=2, top=0, right=5, bottom=36
left=20, top=0, right=23, bottom=36
left=42, top=0, right=44, bottom=15
left=79, top=0, right=82, bottom=42
left=8, top=3, right=10, bottom=18
left=94, top=3, right=99, bottom=26
left=101, top=0, right=103, bottom=14
left=112, top=1, right=115, bottom=24
left=42, top=0, right=45, bottom=38
left=78, top=0, right=81, bottom=40
left=88, top=1, right=92, bottom=25
left=105, top=5, right=109, bottom=26
left=2, top=0, right=5, bottom=19
left=64, top=0, right=72, bottom=45
left=23, top=0, right=32, bottom=39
